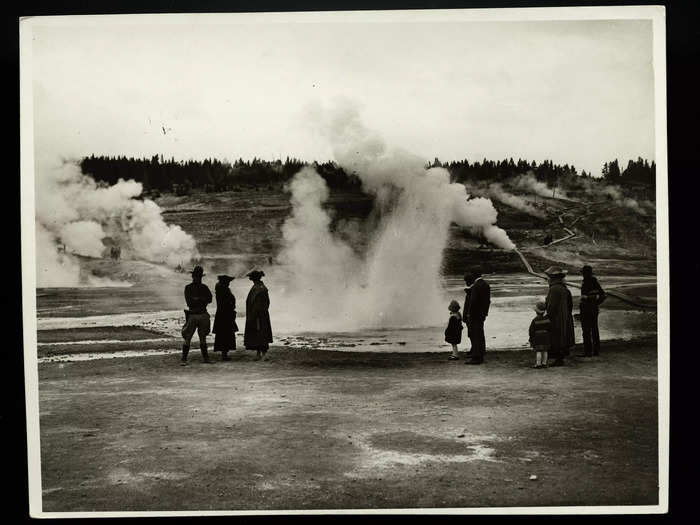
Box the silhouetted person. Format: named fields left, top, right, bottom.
left=544, top=266, right=575, bottom=367
left=578, top=265, right=606, bottom=357
left=213, top=275, right=238, bottom=361
left=543, top=233, right=553, bottom=245
left=445, top=299, right=464, bottom=360
left=244, top=270, right=273, bottom=361
left=464, top=268, right=491, bottom=365
left=529, top=301, right=551, bottom=369
left=463, top=275, right=473, bottom=358
left=181, top=265, right=213, bottom=366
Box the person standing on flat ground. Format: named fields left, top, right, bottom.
left=463, top=275, right=473, bottom=359
left=464, top=268, right=490, bottom=365
left=445, top=299, right=464, bottom=360
left=544, top=266, right=575, bottom=367
left=244, top=270, right=273, bottom=361
left=213, top=274, right=238, bottom=361
left=529, top=301, right=551, bottom=368
left=579, top=265, right=606, bottom=357
left=181, top=265, right=213, bottom=366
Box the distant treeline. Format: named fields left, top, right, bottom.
left=433, top=156, right=655, bottom=188
left=80, top=154, right=655, bottom=196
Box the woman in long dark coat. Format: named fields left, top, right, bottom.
left=243, top=270, right=273, bottom=361
left=544, top=266, right=575, bottom=367
left=213, top=275, right=238, bottom=360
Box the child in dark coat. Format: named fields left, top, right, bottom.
left=445, top=300, right=464, bottom=360
left=528, top=301, right=551, bottom=368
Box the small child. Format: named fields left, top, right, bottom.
left=528, top=301, right=551, bottom=368
left=445, top=300, right=464, bottom=360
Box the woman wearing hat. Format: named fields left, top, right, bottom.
left=213, top=275, right=238, bottom=361
left=544, top=266, right=575, bottom=367
left=243, top=270, right=273, bottom=361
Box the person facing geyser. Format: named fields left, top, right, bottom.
left=464, top=268, right=491, bottom=365
left=181, top=265, right=213, bottom=366
left=578, top=265, right=606, bottom=357
left=243, top=270, right=273, bottom=361
left=213, top=275, right=238, bottom=361
left=444, top=300, right=464, bottom=360
left=544, top=266, right=575, bottom=367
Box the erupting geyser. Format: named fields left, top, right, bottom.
left=272, top=99, right=515, bottom=331
left=35, top=159, right=199, bottom=287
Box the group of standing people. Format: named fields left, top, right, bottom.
left=445, top=264, right=606, bottom=367
left=181, top=261, right=605, bottom=367
left=445, top=268, right=491, bottom=364
left=180, top=266, right=273, bottom=366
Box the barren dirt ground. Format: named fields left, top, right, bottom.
left=38, top=337, right=658, bottom=512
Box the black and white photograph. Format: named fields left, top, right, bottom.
left=19, top=5, right=669, bottom=516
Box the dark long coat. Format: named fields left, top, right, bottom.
left=463, top=288, right=472, bottom=336
left=244, top=281, right=273, bottom=351
left=444, top=312, right=464, bottom=345
left=213, top=282, right=238, bottom=352
left=466, top=278, right=491, bottom=321
left=545, top=278, right=575, bottom=354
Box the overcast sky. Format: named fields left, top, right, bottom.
left=28, top=13, right=656, bottom=176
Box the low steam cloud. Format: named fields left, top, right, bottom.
left=508, top=171, right=654, bottom=216
left=512, top=172, right=569, bottom=200
left=35, top=159, right=199, bottom=287
left=597, top=184, right=654, bottom=215
left=468, top=182, right=546, bottom=219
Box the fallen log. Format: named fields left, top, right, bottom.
left=513, top=248, right=656, bottom=310
left=540, top=227, right=577, bottom=248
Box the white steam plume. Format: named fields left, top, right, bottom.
left=469, top=182, right=546, bottom=219
left=576, top=178, right=654, bottom=216
left=599, top=184, right=652, bottom=215
left=35, top=159, right=199, bottom=287
left=512, top=172, right=569, bottom=200
left=273, top=99, right=514, bottom=330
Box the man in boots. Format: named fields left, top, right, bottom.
left=181, top=265, right=213, bottom=366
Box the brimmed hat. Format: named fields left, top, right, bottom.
left=217, top=274, right=235, bottom=283
left=247, top=270, right=265, bottom=280
left=534, top=301, right=546, bottom=314
left=191, top=265, right=205, bottom=276
left=448, top=299, right=460, bottom=312
left=544, top=266, right=567, bottom=277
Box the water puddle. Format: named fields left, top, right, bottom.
left=39, top=348, right=179, bottom=364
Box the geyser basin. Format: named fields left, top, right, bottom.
left=35, top=273, right=657, bottom=358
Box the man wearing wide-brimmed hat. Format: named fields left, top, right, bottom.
left=181, top=265, right=213, bottom=365
left=543, top=266, right=575, bottom=367
left=243, top=270, right=273, bottom=361
left=213, top=275, right=238, bottom=361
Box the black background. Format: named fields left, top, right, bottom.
left=3, top=1, right=695, bottom=523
